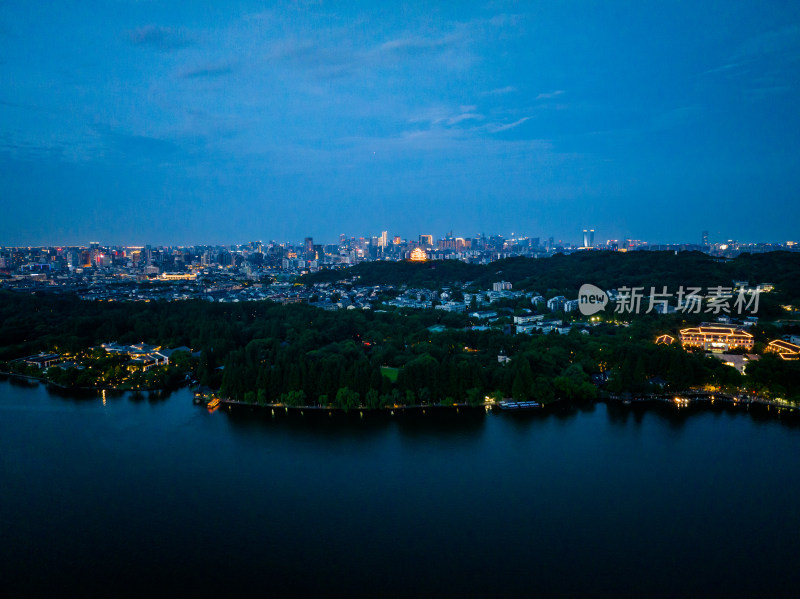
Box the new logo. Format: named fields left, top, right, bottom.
left=578, top=284, right=608, bottom=316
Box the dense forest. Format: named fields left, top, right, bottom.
left=304, top=251, right=800, bottom=312
left=1, top=281, right=798, bottom=406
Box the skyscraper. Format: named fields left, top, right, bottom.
left=304, top=237, right=315, bottom=261
left=582, top=229, right=595, bottom=248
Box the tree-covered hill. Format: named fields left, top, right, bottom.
left=302, top=251, right=800, bottom=300
left=2, top=288, right=798, bottom=406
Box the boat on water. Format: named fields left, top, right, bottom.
left=207, top=397, right=220, bottom=409
left=497, top=400, right=540, bottom=410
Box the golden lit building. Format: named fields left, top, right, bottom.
left=679, top=325, right=754, bottom=352
left=655, top=334, right=675, bottom=345
left=410, top=247, right=428, bottom=262
left=766, top=339, right=800, bottom=360
left=159, top=272, right=197, bottom=281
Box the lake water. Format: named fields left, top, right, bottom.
left=2, top=377, right=799, bottom=597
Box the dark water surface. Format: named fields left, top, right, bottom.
left=2, top=378, right=799, bottom=598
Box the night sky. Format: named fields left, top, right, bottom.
left=1, top=1, right=798, bottom=246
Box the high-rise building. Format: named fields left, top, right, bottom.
left=419, top=234, right=433, bottom=247
left=304, top=237, right=315, bottom=261
left=582, top=229, right=595, bottom=248
left=379, top=231, right=388, bottom=248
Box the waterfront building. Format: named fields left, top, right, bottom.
left=766, top=339, right=800, bottom=360
left=23, top=353, right=61, bottom=369
left=679, top=325, right=754, bottom=352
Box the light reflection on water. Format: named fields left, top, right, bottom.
left=1, top=380, right=799, bottom=598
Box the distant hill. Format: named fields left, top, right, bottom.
left=301, top=251, right=800, bottom=298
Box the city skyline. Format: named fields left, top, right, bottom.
left=0, top=226, right=796, bottom=250
left=2, top=1, right=799, bottom=245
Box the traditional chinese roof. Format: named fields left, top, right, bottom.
left=680, top=326, right=753, bottom=337
left=655, top=334, right=675, bottom=345
left=768, top=339, right=800, bottom=353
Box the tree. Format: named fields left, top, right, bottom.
left=335, top=387, right=359, bottom=412
left=365, top=388, right=380, bottom=409
left=465, top=387, right=483, bottom=406
left=512, top=358, right=534, bottom=400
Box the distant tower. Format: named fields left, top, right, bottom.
left=589, top=229, right=595, bottom=248
left=582, top=229, right=595, bottom=248
left=702, top=230, right=709, bottom=246
left=304, top=237, right=314, bottom=261
left=379, top=230, right=388, bottom=248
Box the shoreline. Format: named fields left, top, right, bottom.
left=0, top=370, right=175, bottom=393
left=602, top=390, right=799, bottom=411
left=3, top=372, right=797, bottom=418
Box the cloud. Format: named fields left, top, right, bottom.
left=128, top=25, right=195, bottom=51
left=255, top=11, right=515, bottom=83
left=650, top=106, right=701, bottom=131
left=91, top=125, right=181, bottom=161
left=0, top=98, right=38, bottom=110
left=182, top=63, right=236, bottom=79
left=704, top=61, right=749, bottom=75
left=267, top=38, right=361, bottom=79
left=535, top=90, right=563, bottom=100
left=703, top=24, right=800, bottom=82
left=486, top=117, right=530, bottom=133
left=738, top=24, right=800, bottom=58
left=482, top=86, right=517, bottom=96
left=379, top=35, right=452, bottom=54
left=488, top=13, right=522, bottom=28
left=745, top=86, right=791, bottom=100
left=446, top=112, right=483, bottom=125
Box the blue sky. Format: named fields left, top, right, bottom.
left=1, top=1, right=798, bottom=246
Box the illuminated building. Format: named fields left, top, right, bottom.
left=655, top=334, right=675, bottom=345
left=679, top=325, right=754, bottom=352
left=766, top=339, right=800, bottom=360
left=410, top=247, right=427, bottom=262
left=159, top=272, right=197, bottom=281
left=419, top=234, right=433, bottom=247
left=304, top=237, right=315, bottom=261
